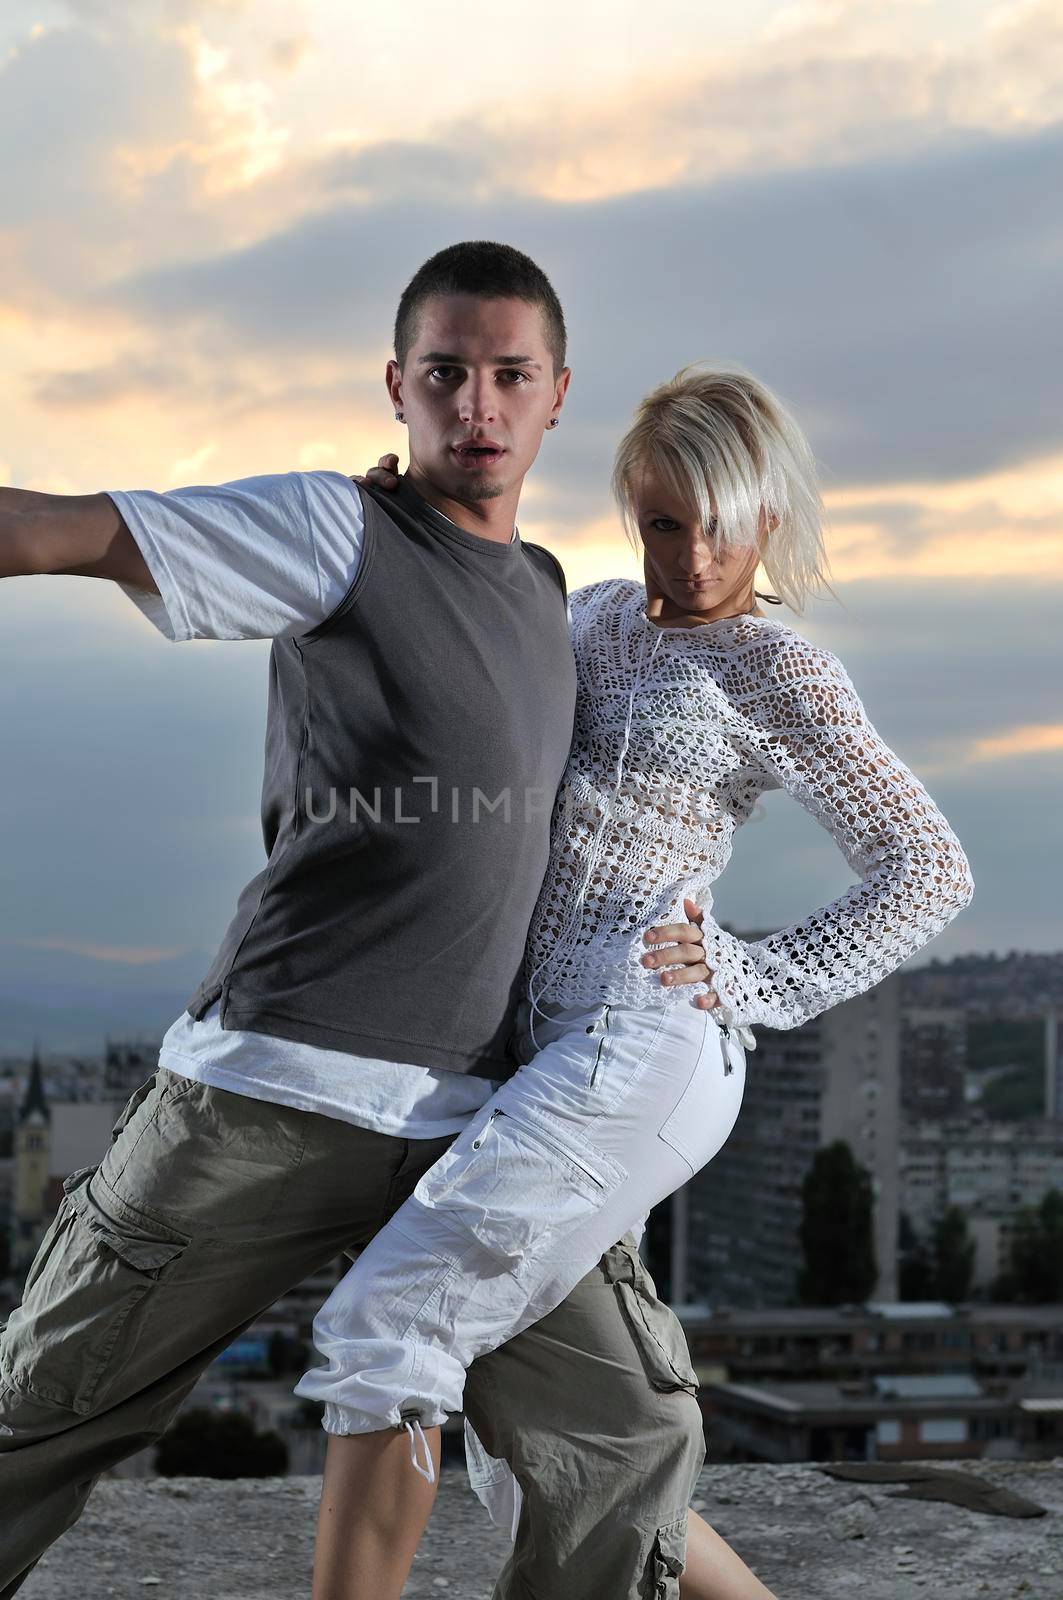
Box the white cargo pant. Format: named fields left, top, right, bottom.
left=293, top=997, right=747, bottom=1457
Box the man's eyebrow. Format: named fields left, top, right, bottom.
left=418, top=351, right=542, bottom=369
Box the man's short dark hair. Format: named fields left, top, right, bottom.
left=394, top=241, right=567, bottom=373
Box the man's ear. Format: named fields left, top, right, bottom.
left=386, top=358, right=403, bottom=412
left=550, top=365, right=572, bottom=424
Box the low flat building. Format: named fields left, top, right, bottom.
left=702, top=1371, right=1063, bottom=1464
left=679, top=1301, right=1063, bottom=1385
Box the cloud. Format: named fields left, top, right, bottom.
left=2, top=935, right=188, bottom=964
left=29, top=358, right=213, bottom=410
left=266, top=32, right=312, bottom=75
left=320, top=140, right=495, bottom=203
left=0, top=23, right=195, bottom=250
left=0, top=14, right=287, bottom=310
left=168, top=441, right=218, bottom=481
left=59, top=0, right=249, bottom=22
left=91, top=120, right=1061, bottom=501
left=290, top=0, right=1063, bottom=205
left=4, top=2, right=1061, bottom=515
left=820, top=454, right=1063, bottom=585
left=295, top=439, right=340, bottom=467
left=966, top=724, right=1063, bottom=762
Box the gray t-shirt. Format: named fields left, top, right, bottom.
left=112, top=470, right=507, bottom=1137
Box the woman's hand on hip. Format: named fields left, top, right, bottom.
left=641, top=897, right=721, bottom=1009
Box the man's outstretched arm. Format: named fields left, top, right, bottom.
left=0, top=488, right=158, bottom=590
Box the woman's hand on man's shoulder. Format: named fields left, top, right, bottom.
left=352, top=453, right=401, bottom=490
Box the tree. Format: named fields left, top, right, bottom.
left=932, top=1206, right=975, bottom=1302
left=898, top=1210, right=935, bottom=1300
left=267, top=1329, right=308, bottom=1377
left=797, top=1141, right=878, bottom=1305
left=289, top=1397, right=326, bottom=1430
left=155, top=1407, right=289, bottom=1478
left=268, top=1329, right=289, bottom=1377
left=995, top=1189, right=1063, bottom=1303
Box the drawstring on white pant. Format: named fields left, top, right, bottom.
left=401, top=1415, right=436, bottom=1485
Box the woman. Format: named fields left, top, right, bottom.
left=293, top=363, right=975, bottom=1599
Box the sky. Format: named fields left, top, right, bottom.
left=1, top=0, right=1061, bottom=1026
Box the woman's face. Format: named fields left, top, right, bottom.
left=631, top=467, right=769, bottom=623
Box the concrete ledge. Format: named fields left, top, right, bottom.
left=20, top=1460, right=1063, bottom=1599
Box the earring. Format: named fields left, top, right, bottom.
left=547, top=417, right=559, bottom=429
left=395, top=410, right=405, bottom=422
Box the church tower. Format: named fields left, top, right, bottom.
left=12, top=1045, right=52, bottom=1280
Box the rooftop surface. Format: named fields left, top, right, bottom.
left=18, top=1458, right=1063, bottom=1599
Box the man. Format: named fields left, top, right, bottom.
left=0, top=242, right=708, bottom=1598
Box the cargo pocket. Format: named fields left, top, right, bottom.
left=0, top=1165, right=190, bottom=1417
left=412, top=1105, right=627, bottom=1270
left=605, top=1241, right=698, bottom=1392
left=108, top=1072, right=161, bottom=1143
left=648, top=1515, right=687, bottom=1597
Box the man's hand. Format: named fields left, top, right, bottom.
left=641, top=896, right=721, bottom=1010
left=352, top=454, right=401, bottom=491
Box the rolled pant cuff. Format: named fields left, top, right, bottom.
left=321, top=1400, right=390, bottom=1436
left=319, top=1400, right=448, bottom=1436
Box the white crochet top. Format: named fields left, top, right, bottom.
left=523, top=578, right=975, bottom=1038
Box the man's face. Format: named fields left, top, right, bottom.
left=388, top=294, right=569, bottom=507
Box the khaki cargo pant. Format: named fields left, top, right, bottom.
left=0, top=1067, right=705, bottom=1598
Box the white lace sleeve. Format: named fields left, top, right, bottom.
left=699, top=642, right=975, bottom=1031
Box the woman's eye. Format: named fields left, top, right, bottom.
left=651, top=517, right=681, bottom=532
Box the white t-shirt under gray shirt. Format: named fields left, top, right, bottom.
left=110, top=470, right=504, bottom=1138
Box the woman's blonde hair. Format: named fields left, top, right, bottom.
left=610, top=361, right=837, bottom=615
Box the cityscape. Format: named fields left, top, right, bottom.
left=4, top=939, right=1061, bottom=1479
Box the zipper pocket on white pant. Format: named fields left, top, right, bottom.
left=472, top=1107, right=610, bottom=1192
